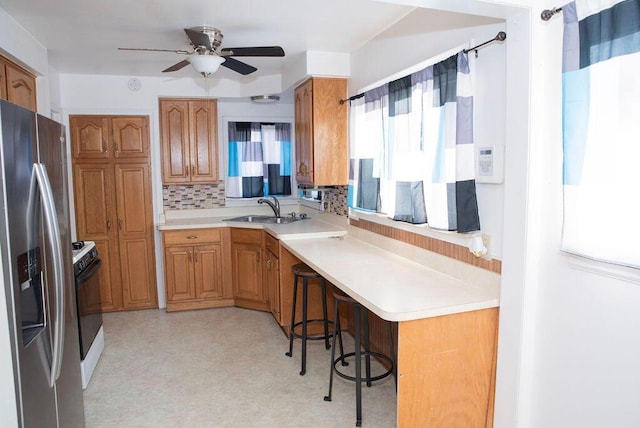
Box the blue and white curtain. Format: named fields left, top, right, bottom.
left=348, top=52, right=480, bottom=232
left=561, top=0, right=640, bottom=268
left=227, top=122, right=291, bottom=198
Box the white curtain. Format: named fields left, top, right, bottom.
left=348, top=52, right=480, bottom=232
left=561, top=0, right=640, bottom=268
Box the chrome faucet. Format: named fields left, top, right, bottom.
left=257, top=196, right=280, bottom=217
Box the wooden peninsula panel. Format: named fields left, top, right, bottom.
left=397, top=307, right=499, bottom=427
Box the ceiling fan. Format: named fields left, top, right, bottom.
left=118, top=26, right=285, bottom=76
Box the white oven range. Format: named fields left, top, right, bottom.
left=72, top=240, right=104, bottom=389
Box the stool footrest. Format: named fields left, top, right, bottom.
left=331, top=351, right=394, bottom=384
left=291, top=319, right=334, bottom=341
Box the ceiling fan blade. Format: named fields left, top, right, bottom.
left=221, top=57, right=257, bottom=75
left=162, top=59, right=190, bottom=73
left=184, top=28, right=212, bottom=50
left=221, top=46, right=285, bottom=57
left=118, top=47, right=191, bottom=54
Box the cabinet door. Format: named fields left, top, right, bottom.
left=232, top=243, right=266, bottom=303
left=311, top=78, right=348, bottom=185
left=164, top=246, right=196, bottom=301
left=189, top=100, right=218, bottom=183
left=70, top=116, right=111, bottom=160
left=194, top=243, right=224, bottom=299
left=160, top=99, right=190, bottom=183
left=295, top=80, right=313, bottom=185
left=266, top=250, right=281, bottom=322
left=111, top=116, right=150, bottom=159
left=5, top=62, right=36, bottom=111
left=0, top=62, right=6, bottom=100
left=114, top=163, right=157, bottom=309
left=73, top=163, right=122, bottom=311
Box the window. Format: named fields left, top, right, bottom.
left=226, top=121, right=292, bottom=199
left=348, top=51, right=480, bottom=233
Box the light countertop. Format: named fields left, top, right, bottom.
left=157, top=215, right=346, bottom=239
left=280, top=235, right=500, bottom=322
left=157, top=209, right=500, bottom=322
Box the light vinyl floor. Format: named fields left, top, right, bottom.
left=83, top=307, right=397, bottom=427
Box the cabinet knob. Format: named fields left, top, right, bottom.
left=186, top=235, right=199, bottom=239
left=194, top=249, right=199, bottom=262
left=107, top=219, right=112, bottom=230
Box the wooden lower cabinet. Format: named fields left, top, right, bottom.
left=264, top=233, right=281, bottom=321
left=73, top=161, right=157, bottom=311
left=231, top=228, right=269, bottom=312
left=163, top=228, right=233, bottom=312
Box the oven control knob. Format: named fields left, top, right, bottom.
left=77, top=260, right=85, bottom=272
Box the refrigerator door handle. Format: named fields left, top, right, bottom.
left=34, top=163, right=66, bottom=387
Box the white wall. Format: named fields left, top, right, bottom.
left=521, top=7, right=640, bottom=427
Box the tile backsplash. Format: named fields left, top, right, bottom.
left=324, top=186, right=348, bottom=216
left=163, top=181, right=349, bottom=215
left=163, top=183, right=226, bottom=210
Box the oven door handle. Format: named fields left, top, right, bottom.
left=76, top=259, right=102, bottom=285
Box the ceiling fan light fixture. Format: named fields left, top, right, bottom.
left=188, top=54, right=225, bottom=76
left=251, top=95, right=280, bottom=104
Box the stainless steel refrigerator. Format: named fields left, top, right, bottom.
left=0, top=99, right=85, bottom=427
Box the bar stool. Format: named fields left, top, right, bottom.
left=324, top=289, right=396, bottom=427
left=285, top=263, right=332, bottom=375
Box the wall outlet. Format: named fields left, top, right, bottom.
left=482, top=234, right=491, bottom=257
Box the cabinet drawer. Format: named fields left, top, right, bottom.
left=230, top=228, right=263, bottom=244
left=265, top=233, right=280, bottom=256
left=163, top=228, right=221, bottom=245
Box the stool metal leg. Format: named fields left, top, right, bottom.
left=285, top=274, right=299, bottom=358
left=336, top=309, right=348, bottom=367
left=300, top=278, right=308, bottom=375
left=364, top=308, right=372, bottom=388
left=354, top=304, right=362, bottom=427
left=324, top=296, right=340, bottom=402
left=320, top=279, right=330, bottom=349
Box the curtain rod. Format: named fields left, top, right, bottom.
left=463, top=31, right=507, bottom=56
left=339, top=32, right=506, bottom=105
left=541, top=7, right=563, bottom=21
left=339, top=93, right=364, bottom=105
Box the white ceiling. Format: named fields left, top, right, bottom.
left=0, top=0, right=509, bottom=83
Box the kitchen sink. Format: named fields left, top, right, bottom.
left=222, top=214, right=308, bottom=224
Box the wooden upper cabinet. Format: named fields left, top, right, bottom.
left=295, top=79, right=313, bottom=185
left=70, top=116, right=111, bottom=160
left=189, top=100, right=218, bottom=182
left=111, top=117, right=150, bottom=159
left=160, top=99, right=189, bottom=181
left=70, top=115, right=149, bottom=161
left=0, top=62, right=6, bottom=101
left=0, top=56, right=37, bottom=111
left=160, top=98, right=218, bottom=184
left=294, top=77, right=348, bottom=186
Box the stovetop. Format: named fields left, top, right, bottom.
left=72, top=241, right=96, bottom=265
